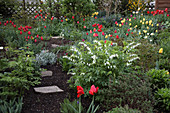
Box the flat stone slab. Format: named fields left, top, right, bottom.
left=52, top=36, right=64, bottom=39
left=34, top=86, right=64, bottom=93
left=41, top=71, right=53, bottom=77
left=51, top=44, right=60, bottom=48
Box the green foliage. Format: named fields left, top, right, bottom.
left=60, top=98, right=83, bottom=113
left=63, top=40, right=140, bottom=94
left=155, top=88, right=170, bottom=111
left=147, top=69, right=170, bottom=90
left=98, top=73, right=155, bottom=113
left=135, top=39, right=158, bottom=71
left=106, top=105, right=141, bottom=113
left=0, top=97, right=23, bottom=113
left=0, top=48, right=41, bottom=98
left=35, top=50, right=57, bottom=66
left=59, top=0, right=95, bottom=19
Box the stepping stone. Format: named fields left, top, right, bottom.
left=51, top=44, right=60, bottom=48
left=34, top=86, right=64, bottom=93
left=41, top=71, right=53, bottom=77
left=52, top=36, right=64, bottom=39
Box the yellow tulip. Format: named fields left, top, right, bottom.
left=119, top=24, right=122, bottom=27
left=167, top=72, right=169, bottom=75
left=143, top=18, right=145, bottom=21
left=27, top=55, right=30, bottom=57
left=134, top=25, right=137, bottom=28
left=159, top=48, right=163, bottom=54
left=65, top=19, right=68, bottom=21
left=130, top=27, right=132, bottom=30
left=139, top=32, right=141, bottom=35
left=147, top=26, right=149, bottom=29
left=143, top=30, right=147, bottom=33
left=105, top=35, right=108, bottom=38
left=140, top=20, right=142, bottom=23
left=142, top=22, right=144, bottom=24
left=129, top=23, right=132, bottom=26
left=156, top=24, right=159, bottom=26
left=129, top=19, right=131, bottom=21
left=146, top=21, right=148, bottom=24
left=156, top=30, right=158, bottom=32
left=151, top=24, right=153, bottom=26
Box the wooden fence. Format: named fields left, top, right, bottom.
left=155, top=0, right=170, bottom=13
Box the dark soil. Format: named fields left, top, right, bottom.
left=22, top=37, right=104, bottom=113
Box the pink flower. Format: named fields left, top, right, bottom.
left=134, top=17, right=136, bottom=19
left=83, top=18, right=85, bottom=21
left=126, top=33, right=128, bottom=36
left=130, top=15, right=132, bottom=17
left=86, top=32, right=88, bottom=35
left=36, top=34, right=39, bottom=38
left=34, top=39, right=37, bottom=43
left=93, top=28, right=96, bottom=32
left=4, top=23, right=6, bottom=26
left=84, top=26, right=86, bottom=29
left=93, top=33, right=98, bottom=37
left=127, top=29, right=130, bottom=32
left=41, top=36, right=43, bottom=40
left=167, top=14, right=169, bottom=17
left=90, top=30, right=92, bottom=34
left=77, top=21, right=79, bottom=24
left=82, top=39, right=85, bottom=42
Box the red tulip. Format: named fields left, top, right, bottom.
left=77, top=21, right=79, bottom=24
left=131, top=32, right=133, bottom=34
left=20, top=31, right=22, bottom=35
left=126, top=33, right=128, bottom=36
left=115, top=21, right=118, bottom=25
left=84, top=26, right=86, bottom=29
left=165, top=8, right=168, bottom=13
left=18, top=28, right=21, bottom=30
left=25, top=36, right=27, bottom=39
left=26, top=39, right=28, bottom=41
left=61, top=20, right=63, bottom=22
left=37, top=14, right=39, bottom=16
left=51, top=17, right=54, bottom=20
left=40, top=14, right=42, bottom=16
left=24, top=30, right=26, bottom=32
left=77, top=86, right=84, bottom=98
left=0, top=22, right=1, bottom=25
left=95, top=17, right=97, bottom=19
left=86, top=32, right=88, bottom=35
left=44, top=26, right=46, bottom=28
left=72, top=16, right=74, bottom=19
left=35, top=11, right=37, bottom=13
left=36, top=34, right=39, bottom=38
left=27, top=36, right=30, bottom=39
left=116, top=35, right=119, bottom=39
left=28, top=31, right=31, bottom=35
left=98, top=25, right=103, bottom=29
left=6, top=21, right=8, bottom=24
left=92, top=23, right=97, bottom=27
left=41, top=36, right=43, bottom=40
left=97, top=24, right=99, bottom=26
left=151, top=11, right=154, bottom=14
left=89, top=85, right=99, bottom=95
left=127, top=29, right=130, bottom=32
left=31, top=36, right=33, bottom=39
left=110, top=34, right=112, bottom=37
left=105, top=40, right=106, bottom=43
left=147, top=11, right=150, bottom=14
left=34, top=39, right=37, bottom=43
left=114, top=30, right=117, bottom=33
left=28, top=26, right=32, bottom=29
left=102, top=32, right=105, bottom=35
left=12, top=22, right=14, bottom=25
left=83, top=18, right=85, bottom=21
left=13, top=25, right=16, bottom=28
left=4, top=23, right=6, bottom=26
left=93, top=33, right=98, bottom=37
left=167, top=14, right=169, bottom=17
left=35, top=15, right=37, bottom=19
left=98, top=29, right=102, bottom=32
left=111, top=41, right=113, bottom=46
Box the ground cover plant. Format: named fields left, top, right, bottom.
left=0, top=0, right=170, bottom=112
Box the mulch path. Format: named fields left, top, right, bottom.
left=22, top=37, right=104, bottom=113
